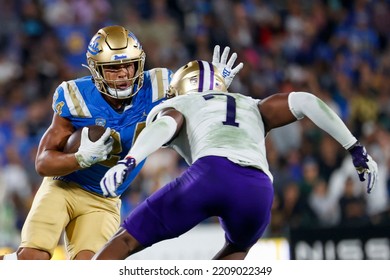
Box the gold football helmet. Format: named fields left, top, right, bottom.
left=166, top=60, right=227, bottom=98
left=85, top=25, right=145, bottom=99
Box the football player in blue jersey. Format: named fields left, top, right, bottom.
left=92, top=60, right=378, bottom=260
left=0, top=26, right=243, bottom=260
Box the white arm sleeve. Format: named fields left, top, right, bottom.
left=127, top=115, right=178, bottom=164
left=288, top=91, right=357, bottom=149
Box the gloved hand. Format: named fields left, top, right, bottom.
left=212, top=45, right=244, bottom=88
left=75, top=127, right=113, bottom=168
left=100, top=156, right=136, bottom=197
left=348, top=142, right=378, bottom=194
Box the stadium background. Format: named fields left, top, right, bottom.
left=0, top=0, right=389, bottom=259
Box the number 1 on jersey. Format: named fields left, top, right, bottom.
left=203, top=93, right=239, bottom=127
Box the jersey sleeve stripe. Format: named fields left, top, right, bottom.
left=151, top=68, right=170, bottom=102
left=62, top=81, right=92, bottom=118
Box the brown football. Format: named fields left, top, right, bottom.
left=63, top=125, right=107, bottom=153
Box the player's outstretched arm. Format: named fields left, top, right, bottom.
left=212, top=45, right=244, bottom=88
left=100, top=108, right=184, bottom=197
left=259, top=91, right=378, bottom=193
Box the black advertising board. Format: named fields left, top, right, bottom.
left=289, top=225, right=390, bottom=259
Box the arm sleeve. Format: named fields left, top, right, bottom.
left=127, top=115, right=178, bottom=164
left=288, top=91, right=357, bottom=149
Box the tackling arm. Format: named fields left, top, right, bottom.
left=288, top=91, right=378, bottom=193
left=100, top=108, right=184, bottom=197
left=129, top=109, right=182, bottom=164
left=288, top=91, right=357, bottom=149
left=259, top=91, right=356, bottom=147
left=260, top=91, right=378, bottom=193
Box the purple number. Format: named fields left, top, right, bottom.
left=203, top=94, right=239, bottom=127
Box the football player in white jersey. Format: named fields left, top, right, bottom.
left=0, top=25, right=241, bottom=260
left=94, top=60, right=378, bottom=260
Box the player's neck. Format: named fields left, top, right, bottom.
left=102, top=94, right=132, bottom=112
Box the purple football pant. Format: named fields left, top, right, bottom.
left=122, top=156, right=274, bottom=250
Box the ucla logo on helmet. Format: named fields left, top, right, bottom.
left=88, top=35, right=101, bottom=55
left=111, top=54, right=128, bottom=61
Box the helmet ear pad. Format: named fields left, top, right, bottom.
left=85, top=25, right=146, bottom=99
left=167, top=60, right=227, bottom=98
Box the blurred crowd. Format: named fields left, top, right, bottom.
left=1, top=0, right=390, bottom=249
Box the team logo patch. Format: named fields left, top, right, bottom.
left=95, top=118, right=106, bottom=127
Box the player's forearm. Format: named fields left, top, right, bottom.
left=127, top=115, right=178, bottom=164
left=288, top=91, right=357, bottom=149
left=35, top=150, right=81, bottom=176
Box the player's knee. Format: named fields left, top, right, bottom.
left=120, top=229, right=144, bottom=254
left=17, top=247, right=51, bottom=260
left=224, top=240, right=251, bottom=255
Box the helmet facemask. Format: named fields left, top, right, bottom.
left=85, top=26, right=146, bottom=99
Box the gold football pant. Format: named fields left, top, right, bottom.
left=21, top=177, right=121, bottom=259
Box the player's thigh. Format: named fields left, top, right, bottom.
left=220, top=169, right=274, bottom=248
left=21, top=177, right=71, bottom=257
left=123, top=176, right=211, bottom=247
left=65, top=194, right=121, bottom=258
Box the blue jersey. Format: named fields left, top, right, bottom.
left=52, top=68, right=172, bottom=196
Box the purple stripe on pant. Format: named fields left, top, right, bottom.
left=122, top=156, right=274, bottom=250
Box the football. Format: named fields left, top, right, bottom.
left=63, top=125, right=107, bottom=153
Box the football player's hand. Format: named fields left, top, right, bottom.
left=75, top=127, right=113, bottom=168
left=100, top=157, right=136, bottom=197
left=349, top=142, right=378, bottom=194
left=212, top=45, right=244, bottom=88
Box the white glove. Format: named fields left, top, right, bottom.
left=212, top=45, right=244, bottom=88
left=364, top=155, right=379, bottom=193
left=75, top=127, right=113, bottom=168
left=349, top=142, right=379, bottom=194
left=100, top=157, right=136, bottom=197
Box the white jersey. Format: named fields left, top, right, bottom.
left=146, top=90, right=272, bottom=181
